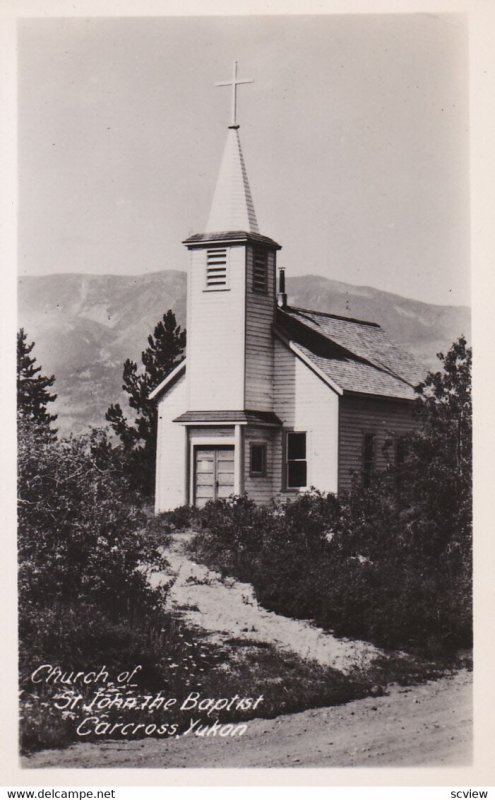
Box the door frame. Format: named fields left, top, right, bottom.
left=192, top=444, right=235, bottom=506
left=189, top=433, right=241, bottom=505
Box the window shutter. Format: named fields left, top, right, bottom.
left=253, top=249, right=268, bottom=293
left=206, top=248, right=228, bottom=288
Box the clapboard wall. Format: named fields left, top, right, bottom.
left=243, top=426, right=277, bottom=505
left=338, top=394, right=417, bottom=493
left=273, top=338, right=339, bottom=495
left=186, top=244, right=245, bottom=411
left=244, top=246, right=276, bottom=411
left=155, top=373, right=187, bottom=512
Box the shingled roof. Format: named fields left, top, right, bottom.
left=173, top=410, right=281, bottom=426
left=183, top=231, right=280, bottom=249
left=276, top=306, right=423, bottom=400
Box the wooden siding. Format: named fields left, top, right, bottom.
left=155, top=374, right=187, bottom=513
left=187, top=244, right=245, bottom=411
left=243, top=426, right=276, bottom=505
left=187, top=426, right=234, bottom=439
left=273, top=338, right=339, bottom=496
left=338, top=394, right=417, bottom=493
left=244, top=246, right=276, bottom=411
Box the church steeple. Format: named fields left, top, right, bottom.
left=206, top=128, right=259, bottom=233
left=205, top=61, right=259, bottom=234
left=183, top=62, right=280, bottom=415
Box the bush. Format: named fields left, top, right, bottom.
left=188, top=481, right=471, bottom=656
left=18, top=421, right=174, bottom=751
left=19, top=425, right=368, bottom=754
left=190, top=495, right=272, bottom=580
left=156, top=504, right=196, bottom=532
left=18, top=422, right=166, bottom=617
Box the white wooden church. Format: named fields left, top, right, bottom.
left=151, top=64, right=421, bottom=512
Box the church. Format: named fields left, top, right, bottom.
left=151, top=64, right=421, bottom=512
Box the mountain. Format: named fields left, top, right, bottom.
left=18, top=271, right=470, bottom=435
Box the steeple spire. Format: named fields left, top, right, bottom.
left=206, top=128, right=259, bottom=233
left=206, top=62, right=259, bottom=233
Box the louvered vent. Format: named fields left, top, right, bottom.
left=206, top=248, right=228, bottom=289
left=253, top=249, right=268, bottom=293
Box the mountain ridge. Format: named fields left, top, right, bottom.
left=18, top=271, right=470, bottom=434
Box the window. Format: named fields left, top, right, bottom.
left=249, top=443, right=267, bottom=477
left=206, top=248, right=228, bottom=289
left=363, top=432, right=376, bottom=488
left=252, top=248, right=268, bottom=293
left=286, top=432, right=307, bottom=488
left=394, top=436, right=408, bottom=491
left=395, top=436, right=408, bottom=467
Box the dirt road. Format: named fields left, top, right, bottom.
left=23, top=670, right=471, bottom=768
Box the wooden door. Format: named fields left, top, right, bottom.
left=194, top=446, right=235, bottom=507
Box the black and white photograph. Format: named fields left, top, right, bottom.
left=5, top=1, right=491, bottom=789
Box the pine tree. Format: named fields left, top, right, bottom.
left=414, top=334, right=472, bottom=479
left=106, top=310, right=186, bottom=495
left=393, top=335, right=472, bottom=561
left=17, top=328, right=57, bottom=435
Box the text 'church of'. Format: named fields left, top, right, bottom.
left=151, top=63, right=421, bottom=512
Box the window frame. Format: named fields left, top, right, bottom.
left=285, top=431, right=308, bottom=490
left=249, top=441, right=268, bottom=478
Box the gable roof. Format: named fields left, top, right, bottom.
left=150, top=307, right=422, bottom=404
left=292, top=342, right=416, bottom=400
left=148, top=359, right=186, bottom=400
left=276, top=306, right=423, bottom=401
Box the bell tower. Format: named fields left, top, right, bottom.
left=183, top=62, right=281, bottom=413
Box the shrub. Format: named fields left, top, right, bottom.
left=18, top=422, right=166, bottom=617
left=189, top=482, right=471, bottom=656
left=18, top=421, right=173, bottom=751
left=190, top=495, right=273, bottom=580
left=17, top=425, right=399, bottom=755
left=157, top=504, right=196, bottom=532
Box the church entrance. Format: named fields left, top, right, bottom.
left=193, top=445, right=235, bottom=507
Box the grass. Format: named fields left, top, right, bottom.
left=202, top=640, right=373, bottom=722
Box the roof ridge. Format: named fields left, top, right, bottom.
left=286, top=306, right=381, bottom=328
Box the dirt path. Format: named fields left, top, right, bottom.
left=151, top=533, right=387, bottom=674
left=23, top=670, right=472, bottom=768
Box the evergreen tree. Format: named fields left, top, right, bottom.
left=413, top=334, right=472, bottom=478
left=106, top=310, right=186, bottom=495
left=17, top=328, right=57, bottom=435
left=402, top=334, right=472, bottom=558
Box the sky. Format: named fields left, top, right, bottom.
left=18, top=13, right=469, bottom=306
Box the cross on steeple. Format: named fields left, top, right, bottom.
left=215, top=60, right=254, bottom=129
